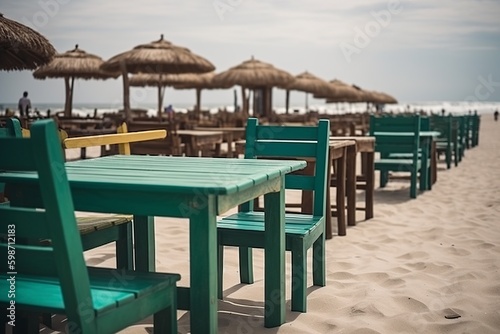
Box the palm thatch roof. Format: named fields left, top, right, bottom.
left=33, top=44, right=119, bottom=79
left=279, top=71, right=336, bottom=113
left=213, top=57, right=293, bottom=116
left=101, top=34, right=215, bottom=121
left=100, top=35, right=215, bottom=74
left=321, top=79, right=362, bottom=103
left=33, top=45, right=119, bottom=116
left=213, top=57, right=293, bottom=88
left=129, top=72, right=231, bottom=115
left=0, top=13, right=56, bottom=71
left=281, top=71, right=333, bottom=96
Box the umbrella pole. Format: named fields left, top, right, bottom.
left=64, top=77, right=71, bottom=117
left=120, top=65, right=131, bottom=122
left=69, top=76, right=75, bottom=117
left=241, top=86, right=247, bottom=116
left=233, top=89, right=238, bottom=112
left=285, top=90, right=290, bottom=114
left=157, top=84, right=163, bottom=119
left=196, top=88, right=201, bottom=116
left=305, top=92, right=309, bottom=113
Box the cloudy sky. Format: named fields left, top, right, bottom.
left=1, top=0, right=500, bottom=109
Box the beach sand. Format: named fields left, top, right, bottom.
left=46, top=117, right=500, bottom=333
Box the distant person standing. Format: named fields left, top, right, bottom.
left=18, top=91, right=31, bottom=117
left=494, top=110, right=499, bottom=121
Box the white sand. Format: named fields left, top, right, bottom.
left=46, top=117, right=500, bottom=333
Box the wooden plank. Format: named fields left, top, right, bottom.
left=63, top=130, right=166, bottom=148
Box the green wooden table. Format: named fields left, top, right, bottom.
left=1, top=155, right=306, bottom=333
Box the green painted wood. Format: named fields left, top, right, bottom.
left=0, top=119, right=180, bottom=334
left=134, top=215, right=156, bottom=272
left=264, top=180, right=285, bottom=326
left=431, top=115, right=454, bottom=168
left=0, top=207, right=49, bottom=238
left=218, top=117, right=330, bottom=313
left=189, top=195, right=218, bottom=333
left=370, top=115, right=425, bottom=198
left=1, top=118, right=133, bottom=274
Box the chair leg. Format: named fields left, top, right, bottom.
left=380, top=170, right=388, bottom=188
left=239, top=247, right=254, bottom=284
left=153, top=293, right=177, bottom=334
left=410, top=170, right=418, bottom=198
left=446, top=148, right=451, bottom=169
left=217, top=244, right=224, bottom=299
left=312, top=234, right=326, bottom=287
left=291, top=244, right=307, bottom=312
left=15, top=311, right=39, bottom=334
left=41, top=313, right=53, bottom=328
left=116, top=223, right=133, bottom=270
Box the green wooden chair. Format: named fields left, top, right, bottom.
left=370, top=114, right=426, bottom=198
left=0, top=119, right=23, bottom=204
left=1, top=118, right=134, bottom=271
left=471, top=112, right=480, bottom=147
left=0, top=119, right=180, bottom=334
left=430, top=115, right=455, bottom=169
left=217, top=118, right=330, bottom=312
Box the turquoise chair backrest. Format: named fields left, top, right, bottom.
left=0, top=119, right=94, bottom=331
left=370, top=114, right=421, bottom=159
left=369, top=114, right=421, bottom=134
left=0, top=119, right=23, bottom=198
left=243, top=118, right=330, bottom=217
left=430, top=115, right=452, bottom=141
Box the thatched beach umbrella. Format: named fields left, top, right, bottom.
left=101, top=34, right=215, bottom=121
left=129, top=72, right=231, bottom=116
left=320, top=79, right=362, bottom=103
left=0, top=13, right=56, bottom=71
left=280, top=71, right=335, bottom=114
left=33, top=44, right=119, bottom=117
left=213, top=57, right=293, bottom=117
left=129, top=72, right=187, bottom=116
left=171, top=72, right=233, bottom=115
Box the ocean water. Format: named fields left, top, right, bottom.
left=1, top=101, right=499, bottom=118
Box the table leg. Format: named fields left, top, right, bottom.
left=189, top=196, right=218, bottom=333
left=431, top=140, right=437, bottom=187
left=226, top=133, right=234, bottom=158
left=336, top=152, right=347, bottom=236
left=419, top=138, right=430, bottom=191
left=133, top=215, right=155, bottom=272
left=346, top=146, right=356, bottom=227
left=264, top=179, right=285, bottom=327
left=325, top=157, right=334, bottom=239
left=365, top=152, right=375, bottom=219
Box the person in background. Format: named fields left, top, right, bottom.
left=18, top=91, right=31, bottom=117
left=494, top=110, right=499, bottom=122
left=164, top=104, right=175, bottom=120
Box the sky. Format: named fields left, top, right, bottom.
left=1, top=0, right=500, bottom=110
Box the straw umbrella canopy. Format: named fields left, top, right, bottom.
left=320, top=79, right=362, bottom=103
left=100, top=34, right=215, bottom=120
left=212, top=57, right=294, bottom=117
left=280, top=71, right=336, bottom=114
left=171, top=72, right=233, bottom=115
left=129, top=72, right=231, bottom=115
left=33, top=44, right=119, bottom=117
left=0, top=13, right=56, bottom=71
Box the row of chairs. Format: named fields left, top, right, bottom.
left=369, top=113, right=480, bottom=198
